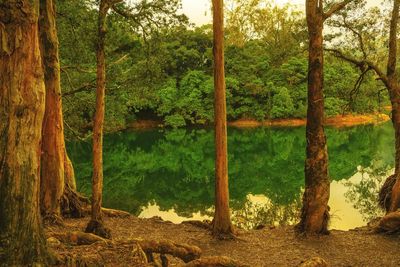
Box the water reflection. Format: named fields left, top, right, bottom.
left=67, top=123, right=394, bottom=230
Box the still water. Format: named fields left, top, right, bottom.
left=67, top=123, right=394, bottom=230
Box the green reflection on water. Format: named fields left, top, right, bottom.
left=67, top=122, right=394, bottom=230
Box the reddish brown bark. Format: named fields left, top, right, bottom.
left=86, top=0, right=111, bottom=238
left=298, top=0, right=350, bottom=234
left=39, top=0, right=83, bottom=221
left=39, top=0, right=65, bottom=220
left=212, top=0, right=234, bottom=236
left=0, top=1, right=50, bottom=264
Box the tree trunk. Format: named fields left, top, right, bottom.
left=386, top=0, right=400, bottom=212
left=85, top=0, right=111, bottom=238
left=39, top=0, right=65, bottom=221
left=0, top=1, right=50, bottom=264
left=39, top=0, right=84, bottom=221
left=297, top=0, right=330, bottom=234
left=212, top=0, right=234, bottom=236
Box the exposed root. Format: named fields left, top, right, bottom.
left=185, top=256, right=249, bottom=267
left=85, top=219, right=112, bottom=239
left=61, top=184, right=89, bottom=218
left=377, top=211, right=400, bottom=233
left=121, top=239, right=202, bottom=263
left=42, top=213, right=64, bottom=226
left=379, top=174, right=397, bottom=212
left=50, top=231, right=107, bottom=245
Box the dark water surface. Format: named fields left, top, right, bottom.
left=67, top=123, right=394, bottom=230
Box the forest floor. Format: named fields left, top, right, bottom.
left=46, top=215, right=400, bottom=267
left=128, top=113, right=390, bottom=130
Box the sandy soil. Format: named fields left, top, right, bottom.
left=47, top=215, right=400, bottom=266
left=228, top=114, right=390, bottom=128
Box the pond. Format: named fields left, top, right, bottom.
left=67, top=122, right=395, bottom=231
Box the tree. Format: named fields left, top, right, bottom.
left=0, top=0, right=50, bottom=264
left=212, top=0, right=234, bottom=236
left=297, top=0, right=351, bottom=235
left=326, top=0, right=400, bottom=212
left=39, top=0, right=81, bottom=222
left=85, top=0, right=121, bottom=239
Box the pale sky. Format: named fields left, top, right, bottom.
left=181, top=0, right=383, bottom=26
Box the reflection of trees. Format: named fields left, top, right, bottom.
left=344, top=163, right=392, bottom=221
left=67, top=123, right=394, bottom=225
left=231, top=195, right=302, bottom=230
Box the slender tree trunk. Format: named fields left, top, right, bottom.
left=212, top=0, right=234, bottom=236
left=39, top=0, right=65, bottom=222
left=0, top=1, right=50, bottom=264
left=386, top=0, right=400, bottom=212
left=297, top=0, right=330, bottom=234
left=85, top=0, right=111, bottom=238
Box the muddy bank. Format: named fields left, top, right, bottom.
left=228, top=113, right=390, bottom=128
left=47, top=215, right=400, bottom=266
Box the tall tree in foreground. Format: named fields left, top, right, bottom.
left=39, top=0, right=86, bottom=221
left=0, top=0, right=50, bottom=264
left=86, top=0, right=120, bottom=238
left=297, top=0, right=351, bottom=235
left=212, top=0, right=234, bottom=236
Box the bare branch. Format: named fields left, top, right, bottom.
left=323, top=0, right=352, bottom=20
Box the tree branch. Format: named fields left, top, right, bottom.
left=323, top=0, right=352, bottom=20
left=326, top=48, right=389, bottom=88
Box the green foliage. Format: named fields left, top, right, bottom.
left=271, top=87, right=295, bottom=119
left=57, top=0, right=389, bottom=135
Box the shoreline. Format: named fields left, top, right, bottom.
left=128, top=113, right=391, bottom=130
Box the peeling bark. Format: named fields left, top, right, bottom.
left=39, top=0, right=85, bottom=220
left=0, top=1, right=50, bottom=264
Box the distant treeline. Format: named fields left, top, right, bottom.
left=59, top=0, right=387, bottom=134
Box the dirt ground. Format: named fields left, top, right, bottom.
left=46, top=215, right=400, bottom=266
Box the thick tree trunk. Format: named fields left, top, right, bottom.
left=39, top=0, right=65, bottom=221
left=0, top=1, right=50, bottom=264
left=212, top=0, right=234, bottom=236
left=86, top=0, right=111, bottom=238
left=39, top=0, right=84, bottom=221
left=297, top=0, right=330, bottom=234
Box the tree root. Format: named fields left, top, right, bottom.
left=379, top=174, right=397, bottom=212
left=185, top=256, right=249, bottom=267
left=42, top=213, right=64, bottom=226
left=85, top=219, right=112, bottom=239
left=121, top=239, right=202, bottom=264
left=61, top=184, right=89, bottom=218
left=50, top=231, right=107, bottom=245
left=81, top=206, right=131, bottom=218
left=376, top=211, right=400, bottom=233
